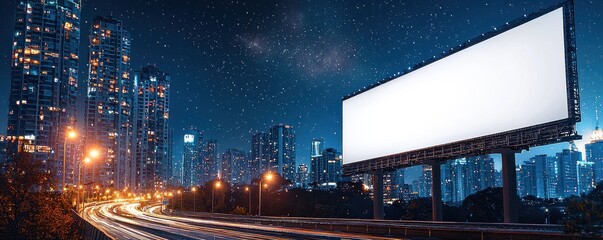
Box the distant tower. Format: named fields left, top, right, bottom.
left=296, top=164, right=310, bottom=187
left=586, top=110, right=603, bottom=184
left=311, top=138, right=324, bottom=158
left=323, top=148, right=342, bottom=185
left=556, top=143, right=582, bottom=198
left=6, top=0, right=81, bottom=187
left=419, top=165, right=432, bottom=198
left=132, top=65, right=171, bottom=192
left=577, top=159, right=595, bottom=194
left=182, top=128, right=202, bottom=188
left=202, top=139, right=219, bottom=183
left=84, top=16, right=132, bottom=189
left=268, top=124, right=296, bottom=182
left=250, top=132, right=269, bottom=179
left=222, top=149, right=248, bottom=184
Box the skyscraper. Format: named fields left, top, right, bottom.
left=268, top=124, right=296, bottom=182
left=221, top=149, right=248, bottom=184
left=6, top=0, right=81, bottom=188
left=419, top=165, right=432, bottom=198
left=132, top=65, right=171, bottom=191
left=556, top=145, right=581, bottom=198
left=442, top=158, right=468, bottom=203
left=441, top=155, right=495, bottom=203
left=465, top=155, right=495, bottom=193
left=323, top=148, right=342, bottom=184
left=530, top=154, right=559, bottom=199
left=182, top=128, right=202, bottom=188
left=250, top=132, right=269, bottom=179
left=84, top=16, right=132, bottom=189
left=296, top=164, right=310, bottom=188
left=202, top=139, right=219, bottom=183
left=310, top=138, right=325, bottom=184
left=519, top=160, right=536, bottom=197
left=586, top=125, right=603, bottom=184
left=311, top=138, right=324, bottom=158
left=577, top=160, right=595, bottom=194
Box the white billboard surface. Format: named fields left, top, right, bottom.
left=343, top=7, right=568, bottom=165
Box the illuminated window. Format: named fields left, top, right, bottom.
left=64, top=22, right=73, bottom=31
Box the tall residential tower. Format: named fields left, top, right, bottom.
left=6, top=0, right=81, bottom=188
left=132, top=65, right=171, bottom=191
left=84, top=16, right=132, bottom=188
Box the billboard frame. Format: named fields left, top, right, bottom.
left=342, top=0, right=580, bottom=175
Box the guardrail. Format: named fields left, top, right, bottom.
left=167, top=209, right=583, bottom=240
left=72, top=210, right=113, bottom=240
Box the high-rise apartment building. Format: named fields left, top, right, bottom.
left=221, top=149, right=248, bottom=184
left=310, top=138, right=325, bottom=184
left=323, top=148, right=342, bottom=184
left=250, top=132, right=269, bottom=179
left=586, top=125, right=603, bottom=184
left=268, top=124, right=296, bottom=181
left=182, top=128, right=202, bottom=188
left=296, top=164, right=310, bottom=188
left=577, top=160, right=595, bottom=194
left=441, top=155, right=496, bottom=203
left=6, top=0, right=81, bottom=188
left=556, top=145, right=581, bottom=198
left=419, top=165, right=432, bottom=198
left=132, top=65, right=171, bottom=191
left=84, top=16, right=132, bottom=189
left=202, top=139, right=219, bottom=183
left=311, top=138, right=324, bottom=158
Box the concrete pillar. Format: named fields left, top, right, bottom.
left=431, top=162, right=442, bottom=221
left=501, top=150, right=519, bottom=223
left=372, top=171, right=384, bottom=220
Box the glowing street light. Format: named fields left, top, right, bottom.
left=89, top=149, right=100, bottom=158
left=258, top=172, right=274, bottom=216
left=177, top=190, right=182, bottom=210
left=212, top=181, right=221, bottom=213
left=77, top=148, right=101, bottom=213
left=245, top=186, right=251, bottom=215
left=62, top=128, right=77, bottom=190
left=192, top=186, right=197, bottom=212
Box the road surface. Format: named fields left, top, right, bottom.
left=82, top=201, right=402, bottom=240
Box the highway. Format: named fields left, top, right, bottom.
left=82, top=201, right=402, bottom=240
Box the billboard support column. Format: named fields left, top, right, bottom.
left=372, top=171, right=384, bottom=219
left=431, top=161, right=442, bottom=221
left=501, top=149, right=519, bottom=223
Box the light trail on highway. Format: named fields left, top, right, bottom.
left=82, top=200, right=401, bottom=240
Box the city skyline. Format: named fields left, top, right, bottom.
left=1, top=1, right=602, bottom=238
left=1, top=1, right=602, bottom=171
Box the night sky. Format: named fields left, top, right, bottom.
left=0, top=0, right=602, bottom=180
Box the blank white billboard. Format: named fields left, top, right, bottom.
left=343, top=7, right=569, bottom=165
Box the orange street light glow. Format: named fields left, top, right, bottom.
left=67, top=130, right=77, bottom=139
left=265, top=173, right=274, bottom=181
left=89, top=149, right=100, bottom=158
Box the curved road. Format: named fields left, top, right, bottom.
left=82, top=201, right=401, bottom=240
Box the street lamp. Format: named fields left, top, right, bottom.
left=177, top=190, right=182, bottom=210
left=258, top=172, right=273, bottom=216
left=212, top=181, right=221, bottom=213
left=77, top=149, right=100, bottom=213
left=62, top=129, right=77, bottom=190
left=245, top=186, right=251, bottom=215
left=192, top=187, right=197, bottom=212
left=545, top=208, right=550, bottom=224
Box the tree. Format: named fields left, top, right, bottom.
left=0, top=153, right=80, bottom=239
left=564, top=182, right=603, bottom=238
left=403, top=198, right=432, bottom=220
left=461, top=187, right=506, bottom=222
